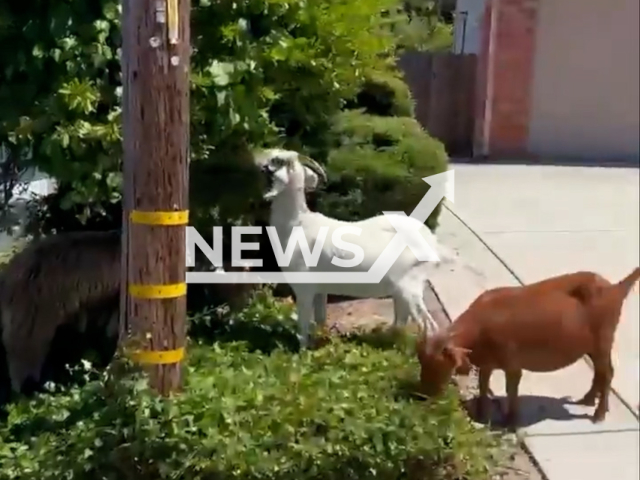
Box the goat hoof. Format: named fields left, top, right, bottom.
left=504, top=412, right=519, bottom=431
left=591, top=411, right=606, bottom=423
left=575, top=395, right=597, bottom=407
left=475, top=397, right=492, bottom=423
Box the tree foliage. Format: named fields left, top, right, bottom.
left=1, top=0, right=404, bottom=227
left=318, top=110, right=447, bottom=229
left=379, top=0, right=454, bottom=52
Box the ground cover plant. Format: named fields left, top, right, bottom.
left=0, top=289, right=504, bottom=480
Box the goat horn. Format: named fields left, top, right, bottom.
left=299, top=155, right=327, bottom=184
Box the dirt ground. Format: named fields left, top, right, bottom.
left=324, top=286, right=545, bottom=480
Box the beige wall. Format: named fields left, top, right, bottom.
left=528, top=0, right=640, bottom=162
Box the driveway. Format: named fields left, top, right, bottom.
left=448, top=162, right=640, bottom=411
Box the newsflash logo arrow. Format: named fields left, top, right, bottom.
left=365, top=169, right=455, bottom=283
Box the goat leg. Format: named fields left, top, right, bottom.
left=504, top=369, right=523, bottom=431
left=423, top=309, right=439, bottom=334
left=410, top=298, right=438, bottom=334
left=392, top=298, right=409, bottom=327
left=592, top=355, right=614, bottom=423
left=576, top=387, right=599, bottom=407
left=395, top=281, right=438, bottom=333
left=295, top=295, right=315, bottom=349
left=313, top=293, right=327, bottom=328
left=476, top=367, right=493, bottom=423
left=575, top=354, right=599, bottom=406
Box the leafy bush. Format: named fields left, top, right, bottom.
left=23, top=182, right=123, bottom=237
left=394, top=0, right=454, bottom=52
left=0, top=293, right=502, bottom=480
left=319, top=110, right=448, bottom=230
left=394, top=16, right=454, bottom=52
left=345, top=69, right=415, bottom=118
left=1, top=0, right=403, bottom=233
left=188, top=288, right=301, bottom=353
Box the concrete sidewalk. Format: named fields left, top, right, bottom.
left=429, top=163, right=639, bottom=480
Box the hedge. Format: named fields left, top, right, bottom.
left=345, top=69, right=415, bottom=118
left=0, top=291, right=503, bottom=480
left=318, top=110, right=449, bottom=230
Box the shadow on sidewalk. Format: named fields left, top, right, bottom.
left=451, top=156, right=640, bottom=170
left=462, top=394, right=594, bottom=430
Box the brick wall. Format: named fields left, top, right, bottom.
left=475, top=0, right=540, bottom=157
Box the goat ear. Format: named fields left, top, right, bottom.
left=423, top=332, right=443, bottom=356
left=442, top=345, right=471, bottom=372
left=302, top=166, right=319, bottom=191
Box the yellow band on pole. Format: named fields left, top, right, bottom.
left=130, top=347, right=185, bottom=365
left=166, top=0, right=179, bottom=44
left=130, top=210, right=189, bottom=226
left=129, top=283, right=187, bottom=299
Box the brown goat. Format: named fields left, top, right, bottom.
left=417, top=267, right=640, bottom=428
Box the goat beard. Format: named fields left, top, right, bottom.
left=0, top=230, right=122, bottom=395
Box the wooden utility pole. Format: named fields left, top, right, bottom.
left=120, top=0, right=190, bottom=394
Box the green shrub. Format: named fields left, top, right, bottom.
left=345, top=69, right=415, bottom=118
left=2, top=0, right=402, bottom=235
left=394, top=16, right=454, bottom=52
left=393, top=1, right=454, bottom=52
left=0, top=294, right=502, bottom=480
left=188, top=288, right=301, bottom=354
left=319, top=111, right=448, bottom=230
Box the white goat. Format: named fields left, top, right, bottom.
left=255, top=148, right=464, bottom=347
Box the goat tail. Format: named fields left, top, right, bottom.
left=615, top=266, right=640, bottom=300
